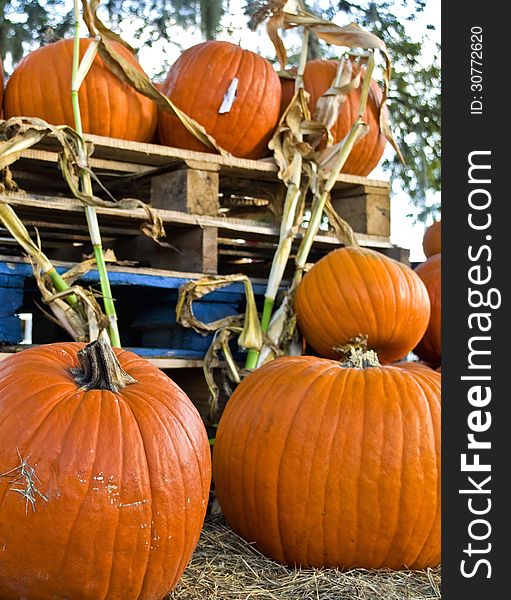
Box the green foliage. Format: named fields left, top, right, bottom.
left=0, top=0, right=73, bottom=63
left=99, top=0, right=224, bottom=43
left=324, top=1, right=440, bottom=219
left=0, top=0, right=224, bottom=63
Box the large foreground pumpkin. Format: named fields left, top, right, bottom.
left=213, top=354, right=441, bottom=569
left=4, top=38, right=157, bottom=142
left=414, top=253, right=441, bottom=367
left=280, top=59, right=387, bottom=175
left=158, top=40, right=281, bottom=158
left=0, top=340, right=211, bottom=600
left=294, top=247, right=431, bottom=363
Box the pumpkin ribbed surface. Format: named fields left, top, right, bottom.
left=414, top=253, right=441, bottom=367
left=158, top=41, right=281, bottom=158
left=423, top=220, right=441, bottom=257
left=294, top=247, right=431, bottom=363
left=279, top=60, right=387, bottom=175
left=4, top=38, right=157, bottom=142
left=0, top=343, right=211, bottom=600
left=213, top=356, right=441, bottom=569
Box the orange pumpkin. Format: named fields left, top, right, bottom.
left=423, top=220, right=441, bottom=257
left=4, top=38, right=157, bottom=142
left=414, top=253, right=441, bottom=368
left=0, top=340, right=211, bottom=599
left=278, top=71, right=296, bottom=117
left=158, top=41, right=281, bottom=159
left=280, top=59, right=387, bottom=175
left=294, top=247, right=431, bottom=364
left=0, top=58, right=4, bottom=116
left=213, top=354, right=441, bottom=569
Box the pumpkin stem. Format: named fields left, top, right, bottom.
left=71, top=338, right=137, bottom=392
left=335, top=335, right=381, bottom=369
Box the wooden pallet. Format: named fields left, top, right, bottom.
left=0, top=133, right=410, bottom=381
left=0, top=255, right=265, bottom=364
left=3, top=133, right=406, bottom=275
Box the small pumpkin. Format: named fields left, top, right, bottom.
left=414, top=253, right=441, bottom=368
left=4, top=38, right=157, bottom=142
left=213, top=353, right=441, bottom=569
left=294, top=246, right=431, bottom=364
left=280, top=59, right=387, bottom=175
left=0, top=339, right=211, bottom=600
left=158, top=40, right=281, bottom=159
left=423, top=220, right=441, bottom=257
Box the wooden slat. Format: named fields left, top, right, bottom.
left=0, top=253, right=272, bottom=289
left=0, top=349, right=205, bottom=369
left=2, top=191, right=394, bottom=249
left=20, top=148, right=150, bottom=174
left=30, top=132, right=391, bottom=190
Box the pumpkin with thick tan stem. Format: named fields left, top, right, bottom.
left=0, top=339, right=211, bottom=600
left=414, top=253, right=441, bottom=368
left=158, top=40, right=281, bottom=158
left=213, top=353, right=441, bottom=569
left=280, top=59, right=387, bottom=175
left=294, top=246, right=431, bottom=364
left=4, top=38, right=157, bottom=142
left=423, top=220, right=441, bottom=257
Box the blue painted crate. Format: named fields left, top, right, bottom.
left=0, top=261, right=266, bottom=359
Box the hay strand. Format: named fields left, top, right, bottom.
left=168, top=516, right=441, bottom=600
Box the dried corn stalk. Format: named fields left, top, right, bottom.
left=176, top=275, right=263, bottom=420
left=81, top=0, right=229, bottom=156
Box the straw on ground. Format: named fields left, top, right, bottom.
left=168, top=516, right=441, bottom=600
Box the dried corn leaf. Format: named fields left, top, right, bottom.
left=176, top=274, right=262, bottom=350
left=0, top=117, right=59, bottom=170
left=33, top=265, right=108, bottom=342
left=0, top=117, right=166, bottom=244
left=324, top=196, right=359, bottom=247
left=0, top=203, right=53, bottom=273
left=202, top=328, right=241, bottom=423
left=60, top=249, right=119, bottom=286
left=176, top=276, right=245, bottom=335
left=0, top=198, right=103, bottom=340
left=258, top=0, right=404, bottom=162
left=81, top=0, right=228, bottom=156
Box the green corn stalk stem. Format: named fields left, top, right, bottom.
left=254, top=53, right=377, bottom=367
left=245, top=30, right=310, bottom=370
left=0, top=204, right=78, bottom=306
left=291, top=52, right=376, bottom=291
left=71, top=1, right=121, bottom=347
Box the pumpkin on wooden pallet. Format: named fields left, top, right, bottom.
left=414, top=252, right=441, bottom=368
left=280, top=59, right=387, bottom=176
left=158, top=40, right=282, bottom=159
left=423, top=220, right=441, bottom=257
left=294, top=246, right=431, bottom=364
left=4, top=38, right=157, bottom=142
left=0, top=339, right=211, bottom=600
left=213, top=352, right=441, bottom=569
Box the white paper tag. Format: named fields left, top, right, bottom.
left=218, top=77, right=239, bottom=114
